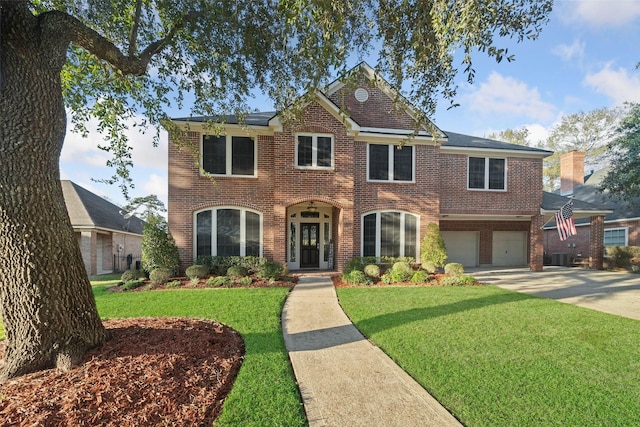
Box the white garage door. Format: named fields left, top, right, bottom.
left=441, top=231, right=479, bottom=267
left=492, top=231, right=527, bottom=266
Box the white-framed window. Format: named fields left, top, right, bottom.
left=195, top=207, right=262, bottom=258
left=468, top=157, right=506, bottom=190
left=361, top=211, right=418, bottom=258
left=295, top=134, right=334, bottom=169
left=367, top=144, right=415, bottom=182
left=202, top=135, right=257, bottom=177
left=604, top=227, right=628, bottom=246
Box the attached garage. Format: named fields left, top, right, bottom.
left=492, top=231, right=527, bottom=266
left=441, top=231, right=479, bottom=267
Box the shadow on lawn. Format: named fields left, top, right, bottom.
left=349, top=291, right=532, bottom=337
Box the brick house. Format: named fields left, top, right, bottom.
left=544, top=151, right=635, bottom=267
left=62, top=180, right=144, bottom=275
left=168, top=63, right=554, bottom=273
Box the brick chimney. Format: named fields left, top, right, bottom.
left=560, top=150, right=585, bottom=195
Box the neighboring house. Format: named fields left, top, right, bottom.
left=544, top=151, right=636, bottom=266
left=62, top=180, right=144, bottom=275
left=168, top=62, right=556, bottom=273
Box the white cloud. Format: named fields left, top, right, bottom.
left=584, top=65, right=640, bottom=104
left=551, top=39, right=585, bottom=62
left=141, top=173, right=168, bottom=204
left=560, top=0, right=640, bottom=27
left=465, top=72, right=557, bottom=122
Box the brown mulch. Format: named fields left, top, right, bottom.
left=0, top=317, right=245, bottom=427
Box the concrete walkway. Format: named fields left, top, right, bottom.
left=281, top=276, right=461, bottom=427
left=470, top=266, right=640, bottom=321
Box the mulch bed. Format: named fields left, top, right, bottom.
left=0, top=317, right=244, bottom=426
left=111, top=276, right=296, bottom=292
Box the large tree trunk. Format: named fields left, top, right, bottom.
left=0, top=3, right=109, bottom=382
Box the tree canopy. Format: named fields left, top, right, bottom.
left=600, top=103, right=640, bottom=205
left=0, top=0, right=552, bottom=380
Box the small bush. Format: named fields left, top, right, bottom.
left=121, top=269, right=145, bottom=282
left=165, top=280, right=182, bottom=288
left=342, top=270, right=372, bottom=285
left=389, top=261, right=413, bottom=282
left=206, top=276, right=232, bottom=287
left=410, top=270, right=429, bottom=284
left=363, top=264, right=381, bottom=279
left=189, top=277, right=200, bottom=287
left=149, top=268, right=173, bottom=285
left=380, top=273, right=394, bottom=285
left=256, top=261, right=284, bottom=280
left=227, top=265, right=249, bottom=278
left=185, top=264, right=209, bottom=279
left=444, top=262, right=465, bottom=277
left=440, top=275, right=477, bottom=286
left=238, top=276, right=253, bottom=286
left=422, top=261, right=437, bottom=274
left=122, top=279, right=144, bottom=291
left=345, top=257, right=365, bottom=273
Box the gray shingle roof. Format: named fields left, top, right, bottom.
left=171, top=112, right=276, bottom=126
left=442, top=131, right=553, bottom=155
left=61, top=181, right=144, bottom=235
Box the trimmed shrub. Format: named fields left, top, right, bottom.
left=185, top=264, right=209, bottom=279
left=165, top=280, right=182, bottom=288
left=605, top=246, right=640, bottom=269
left=380, top=273, right=394, bottom=285
left=421, top=223, right=447, bottom=269
left=444, top=262, right=465, bottom=277
left=142, top=214, right=180, bottom=273
left=227, top=265, right=249, bottom=278
left=422, top=261, right=437, bottom=274
left=440, top=275, right=478, bottom=286
left=342, top=270, right=372, bottom=285
left=209, top=276, right=233, bottom=287
left=121, top=269, right=145, bottom=282
left=238, top=276, right=253, bottom=286
left=149, top=268, right=173, bottom=285
left=410, top=270, right=429, bottom=284
left=388, top=261, right=413, bottom=282
left=122, top=279, right=144, bottom=291
left=363, top=264, right=381, bottom=279
left=256, top=261, right=284, bottom=280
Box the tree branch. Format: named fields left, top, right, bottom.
left=43, top=10, right=199, bottom=76
left=128, top=0, right=144, bottom=57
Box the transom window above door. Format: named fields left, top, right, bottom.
left=202, top=135, right=256, bottom=177
left=295, top=134, right=334, bottom=169
left=367, top=144, right=414, bottom=182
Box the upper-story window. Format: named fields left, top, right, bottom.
left=368, top=144, right=414, bottom=182
left=296, top=134, right=334, bottom=169
left=468, top=157, right=506, bottom=190
left=604, top=227, right=628, bottom=246
left=202, top=135, right=256, bottom=177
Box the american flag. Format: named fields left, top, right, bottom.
left=555, top=201, right=577, bottom=241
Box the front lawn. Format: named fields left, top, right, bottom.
left=337, top=286, right=640, bottom=427
left=93, top=285, right=306, bottom=426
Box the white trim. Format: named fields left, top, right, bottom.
left=193, top=206, right=263, bottom=260
left=467, top=156, right=507, bottom=192
left=440, top=214, right=531, bottom=221
left=200, top=134, right=257, bottom=178
left=360, top=210, right=420, bottom=259
left=294, top=133, right=335, bottom=170
left=604, top=217, right=640, bottom=224
left=366, top=143, right=416, bottom=183
left=441, top=145, right=551, bottom=159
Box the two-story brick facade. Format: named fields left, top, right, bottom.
left=168, top=63, right=552, bottom=272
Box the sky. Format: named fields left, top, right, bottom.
left=60, top=0, right=640, bottom=211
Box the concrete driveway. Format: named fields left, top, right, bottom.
left=469, top=266, right=640, bottom=321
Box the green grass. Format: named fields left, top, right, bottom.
left=89, top=273, right=123, bottom=287
left=93, top=285, right=306, bottom=426
left=337, top=286, right=640, bottom=427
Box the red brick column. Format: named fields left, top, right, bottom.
left=529, top=214, right=544, bottom=271
left=589, top=215, right=605, bottom=270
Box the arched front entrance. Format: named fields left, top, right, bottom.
left=287, top=201, right=334, bottom=270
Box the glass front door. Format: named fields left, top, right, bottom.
left=300, top=223, right=320, bottom=268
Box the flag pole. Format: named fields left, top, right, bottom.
left=540, top=196, right=574, bottom=230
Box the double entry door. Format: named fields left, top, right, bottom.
left=300, top=223, right=320, bottom=268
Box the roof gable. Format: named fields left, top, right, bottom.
left=61, top=181, right=144, bottom=235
